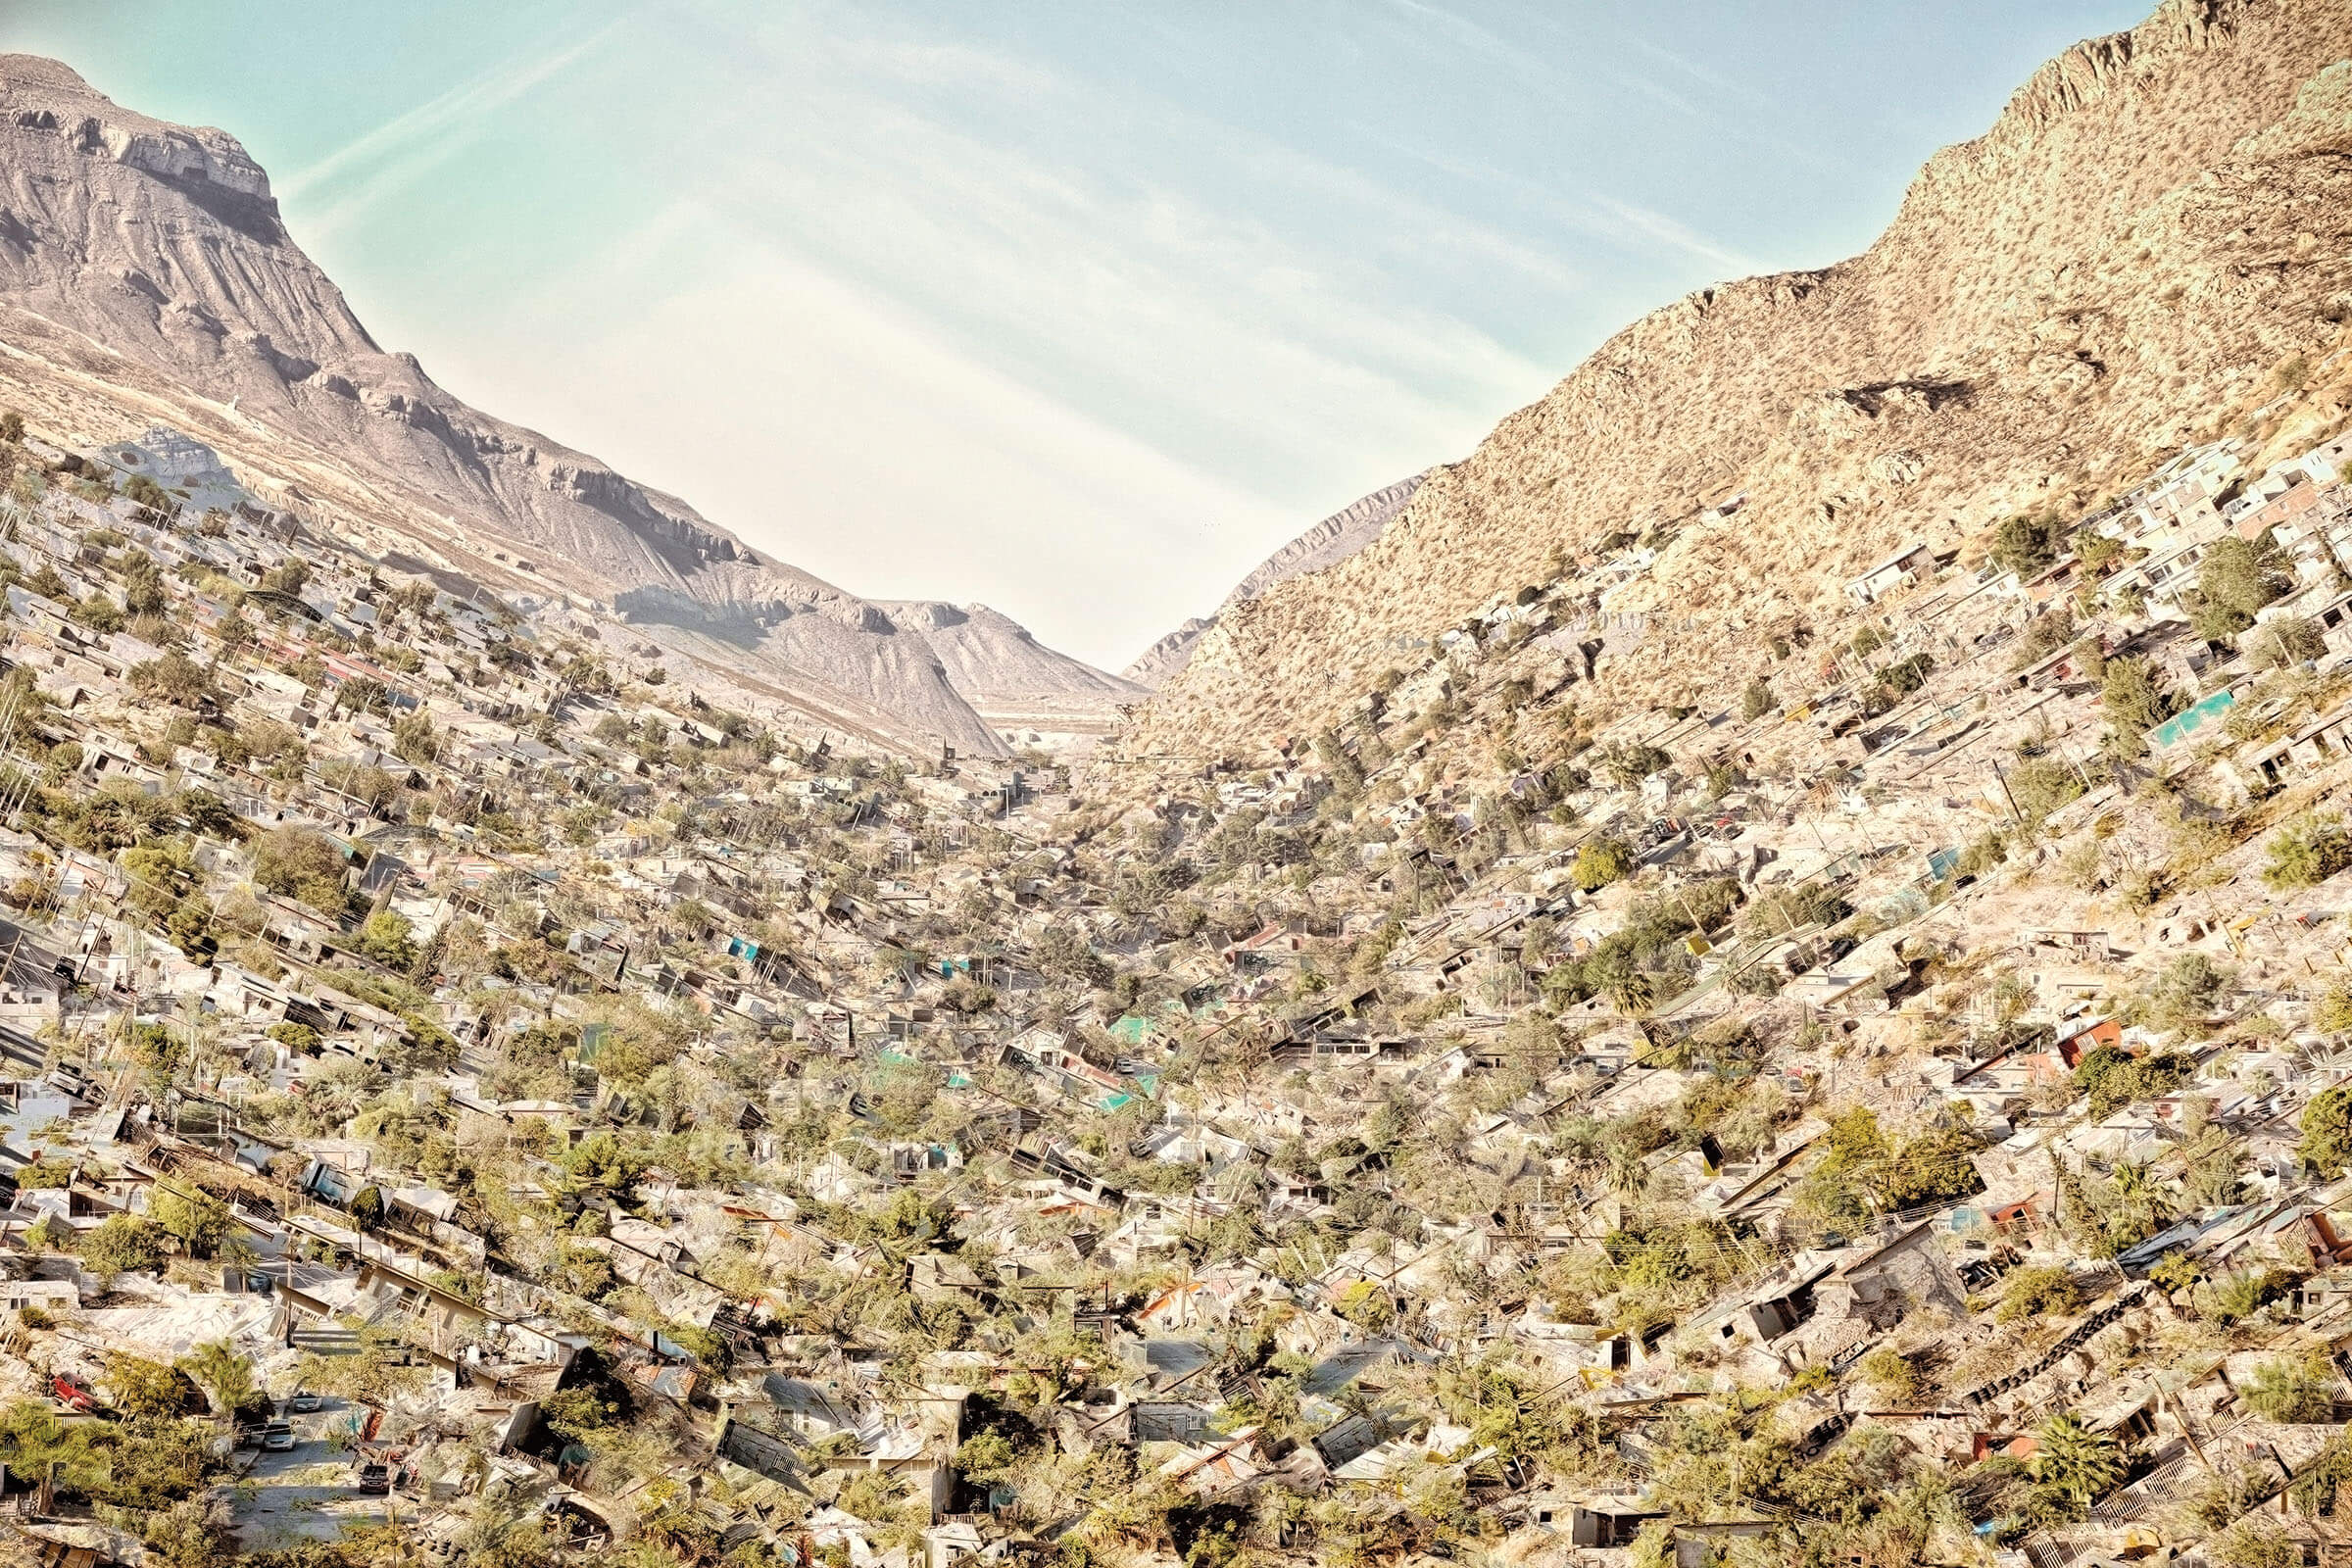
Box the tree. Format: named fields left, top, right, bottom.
left=105, top=1353, right=199, bottom=1418
left=357, top=910, right=417, bottom=969
left=2190, top=535, right=2287, bottom=641
left=79, top=1214, right=168, bottom=1276
left=122, top=474, right=171, bottom=511
left=2240, top=1355, right=2335, bottom=1422
left=392, top=711, right=439, bottom=765
left=139, top=1494, right=233, bottom=1568
left=2100, top=656, right=2180, bottom=735
left=1571, top=836, right=1634, bottom=892
left=128, top=652, right=213, bottom=708
left=2265, top=814, right=2352, bottom=889
left=173, top=1340, right=254, bottom=1416
left=1740, top=680, right=1775, bottom=721
left=0, top=411, right=23, bottom=444
left=559, top=1130, right=648, bottom=1212
left=260, top=558, right=310, bottom=596
left=69, top=594, right=123, bottom=634
left=151, top=1189, right=232, bottom=1258
left=349, top=1185, right=385, bottom=1231
left=1857, top=1347, right=1921, bottom=1404
left=251, top=826, right=348, bottom=914
left=1996, top=1265, right=2080, bottom=1323
left=2247, top=613, right=2324, bottom=670
left=1602, top=964, right=1655, bottom=1017
left=2028, top=1411, right=2124, bottom=1506
left=1991, top=513, right=2066, bottom=576
left=2211, top=1521, right=2305, bottom=1568
left=2301, top=1083, right=2352, bottom=1177
left=1596, top=742, right=1671, bottom=789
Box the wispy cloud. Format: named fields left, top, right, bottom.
left=1585, top=195, right=1759, bottom=276
left=628, top=11, right=1570, bottom=503
left=1350, top=131, right=1761, bottom=280
left=279, top=17, right=628, bottom=234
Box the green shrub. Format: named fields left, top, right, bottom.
left=2211, top=1520, right=2304, bottom=1568
left=2206, top=1267, right=2289, bottom=1326
left=2148, top=1250, right=2204, bottom=1296
left=2101, top=656, right=2180, bottom=736
left=1995, top=1265, right=2080, bottom=1323
left=1856, top=1347, right=1921, bottom=1404
left=1595, top=742, right=1672, bottom=789
left=2264, top=813, right=2352, bottom=888
left=2240, top=1355, right=2335, bottom=1422
left=2026, top=1410, right=2124, bottom=1506
left=2007, top=758, right=2084, bottom=827
left=2073, top=1046, right=2194, bottom=1117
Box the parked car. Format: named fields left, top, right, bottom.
left=354, top=1460, right=391, bottom=1495
left=286, top=1390, right=322, bottom=1414
left=261, top=1423, right=296, bottom=1452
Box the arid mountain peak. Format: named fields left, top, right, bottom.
left=1125, top=0, right=2352, bottom=762
left=0, top=54, right=1145, bottom=758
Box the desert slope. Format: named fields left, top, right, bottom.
left=0, top=55, right=1008, bottom=756
left=1128, top=0, right=2352, bottom=760
left=1122, top=474, right=1425, bottom=688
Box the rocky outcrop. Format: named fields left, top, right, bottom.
left=0, top=55, right=1008, bottom=756
left=1129, top=0, right=2352, bottom=759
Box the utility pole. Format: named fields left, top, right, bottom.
left=1989, top=759, right=2025, bottom=826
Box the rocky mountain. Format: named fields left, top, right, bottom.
left=0, top=55, right=1012, bottom=757
left=878, top=601, right=1146, bottom=740
left=1121, top=474, right=1424, bottom=688
left=1127, top=0, right=2352, bottom=760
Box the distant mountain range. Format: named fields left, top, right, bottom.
left=0, top=55, right=1140, bottom=758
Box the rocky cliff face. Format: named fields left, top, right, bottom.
left=1128, top=0, right=2352, bottom=759
left=1122, top=474, right=1425, bottom=688
left=0, top=55, right=1012, bottom=757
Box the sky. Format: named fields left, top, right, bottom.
left=4, top=1, right=2150, bottom=671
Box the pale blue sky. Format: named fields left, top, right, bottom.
left=6, top=2, right=2148, bottom=669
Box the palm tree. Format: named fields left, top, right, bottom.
left=175, top=1339, right=254, bottom=1418
left=2029, top=1410, right=2124, bottom=1506
left=1604, top=967, right=1655, bottom=1018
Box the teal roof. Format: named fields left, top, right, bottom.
left=2148, top=688, right=2235, bottom=749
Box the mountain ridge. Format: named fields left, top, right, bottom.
left=1122, top=0, right=2352, bottom=762
left=0, top=53, right=1048, bottom=758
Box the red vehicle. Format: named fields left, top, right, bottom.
left=50, top=1374, right=94, bottom=1412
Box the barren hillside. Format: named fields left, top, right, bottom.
left=1127, top=0, right=2352, bottom=761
